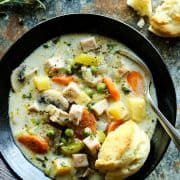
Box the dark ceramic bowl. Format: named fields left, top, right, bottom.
left=0, top=14, right=176, bottom=180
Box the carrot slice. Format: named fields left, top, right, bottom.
left=52, top=75, right=74, bottom=85
left=127, top=71, right=144, bottom=94
left=107, top=120, right=124, bottom=133
left=17, top=134, right=49, bottom=154
left=74, top=109, right=96, bottom=139
left=103, top=77, right=120, bottom=101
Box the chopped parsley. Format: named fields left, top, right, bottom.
left=52, top=37, right=60, bottom=44
left=36, top=157, right=48, bottom=168
left=121, top=84, right=131, bottom=95
left=31, top=118, right=42, bottom=125
left=87, top=103, right=93, bottom=112
left=22, top=93, right=32, bottom=99
left=107, top=43, right=116, bottom=52
left=43, top=44, right=49, bottom=48
left=61, top=162, right=69, bottom=167
left=64, top=41, right=71, bottom=46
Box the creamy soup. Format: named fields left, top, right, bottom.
left=9, top=34, right=157, bottom=179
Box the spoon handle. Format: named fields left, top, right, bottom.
left=147, top=94, right=180, bottom=151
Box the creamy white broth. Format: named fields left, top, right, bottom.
left=9, top=34, right=157, bottom=179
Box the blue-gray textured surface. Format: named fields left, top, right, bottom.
left=0, top=0, right=179, bottom=180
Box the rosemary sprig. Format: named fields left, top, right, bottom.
left=0, top=0, right=46, bottom=9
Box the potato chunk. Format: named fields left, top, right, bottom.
left=74, top=53, right=102, bottom=66
left=34, top=76, right=51, bottom=91
left=127, top=95, right=146, bottom=122
left=50, top=158, right=72, bottom=177
left=107, top=101, right=129, bottom=120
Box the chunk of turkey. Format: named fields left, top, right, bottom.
left=63, top=82, right=91, bottom=105
left=80, top=37, right=97, bottom=52
left=92, top=99, right=108, bottom=116
left=83, top=136, right=101, bottom=156
left=45, top=56, right=65, bottom=75
left=46, top=104, right=69, bottom=126
left=69, top=104, right=84, bottom=125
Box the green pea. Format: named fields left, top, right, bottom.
left=96, top=83, right=106, bottom=92
left=65, top=64, right=72, bottom=75
left=65, top=128, right=74, bottom=138
left=90, top=66, right=98, bottom=74
left=83, top=127, right=92, bottom=137
left=47, top=129, right=55, bottom=137
left=61, top=137, right=67, bottom=144
left=84, top=88, right=94, bottom=97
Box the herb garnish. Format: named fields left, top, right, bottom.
left=107, top=43, right=116, bottom=52
left=64, top=41, right=71, bottom=46
left=36, top=157, right=47, bottom=168
left=52, top=37, right=60, bottom=44
left=43, top=44, right=49, bottom=48
left=22, top=92, right=32, bottom=99
left=121, top=84, right=131, bottom=94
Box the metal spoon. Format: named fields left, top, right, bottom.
left=119, top=50, right=180, bottom=150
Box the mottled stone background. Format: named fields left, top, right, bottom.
left=0, top=0, right=179, bottom=179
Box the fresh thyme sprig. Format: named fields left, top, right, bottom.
left=0, top=0, right=46, bottom=9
